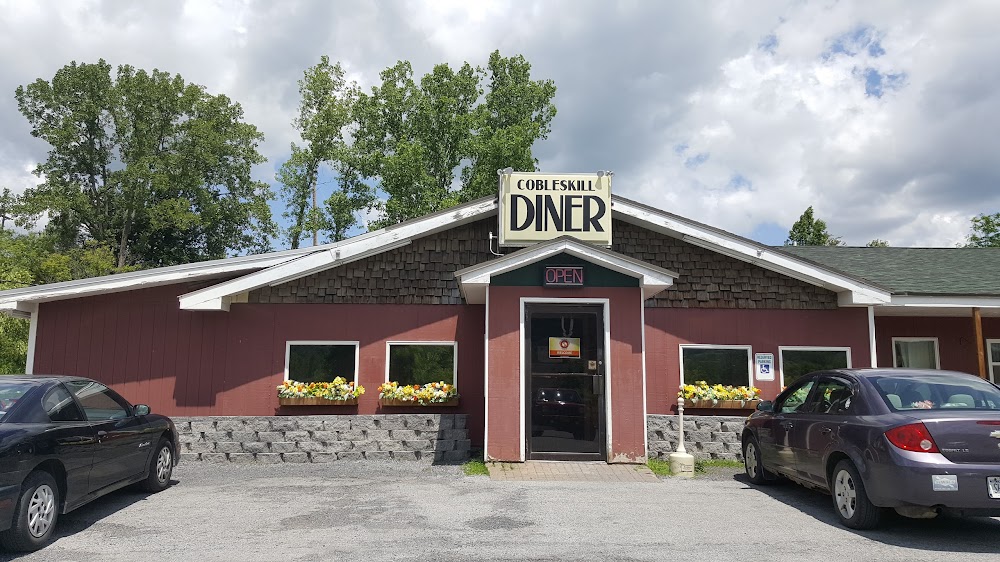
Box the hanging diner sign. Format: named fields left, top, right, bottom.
left=549, top=337, right=581, bottom=358
left=498, top=171, right=612, bottom=246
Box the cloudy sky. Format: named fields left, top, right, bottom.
left=1, top=0, right=998, bottom=248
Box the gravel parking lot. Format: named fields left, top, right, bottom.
left=4, top=462, right=1000, bottom=562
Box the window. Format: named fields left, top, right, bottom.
left=805, top=377, right=855, bottom=415
left=779, top=347, right=851, bottom=388
left=987, top=339, right=1000, bottom=383
left=874, top=372, right=1000, bottom=411
left=43, top=385, right=85, bottom=422
left=0, top=381, right=32, bottom=420
left=892, top=338, right=940, bottom=369
left=679, top=345, right=752, bottom=387
left=777, top=380, right=815, bottom=414
left=63, top=380, right=130, bottom=421
left=386, top=342, right=458, bottom=386
left=285, top=341, right=359, bottom=383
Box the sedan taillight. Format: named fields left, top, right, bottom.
left=885, top=422, right=940, bottom=453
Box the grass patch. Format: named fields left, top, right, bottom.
left=695, top=458, right=744, bottom=473
left=646, top=457, right=672, bottom=476
left=462, top=460, right=490, bottom=476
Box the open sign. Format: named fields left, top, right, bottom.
left=544, top=266, right=584, bottom=287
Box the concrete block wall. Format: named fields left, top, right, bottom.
left=172, top=414, right=470, bottom=463
left=646, top=415, right=747, bottom=461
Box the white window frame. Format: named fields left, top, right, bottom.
left=777, top=346, right=853, bottom=388
left=284, top=340, right=360, bottom=382
left=986, top=339, right=1000, bottom=383
left=385, top=341, right=459, bottom=387
left=679, top=344, right=753, bottom=388
left=891, top=337, right=941, bottom=369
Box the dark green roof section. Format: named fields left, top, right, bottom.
left=775, top=246, right=1000, bottom=296
left=492, top=253, right=639, bottom=288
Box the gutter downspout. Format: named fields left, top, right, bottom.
left=867, top=306, right=878, bottom=369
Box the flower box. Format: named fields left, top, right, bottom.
left=685, top=399, right=760, bottom=410
left=379, top=397, right=460, bottom=407
left=279, top=397, right=358, bottom=406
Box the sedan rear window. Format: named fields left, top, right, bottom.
left=0, top=381, right=34, bottom=420
left=874, top=374, right=1000, bottom=411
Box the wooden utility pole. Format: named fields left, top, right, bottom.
left=973, top=307, right=987, bottom=379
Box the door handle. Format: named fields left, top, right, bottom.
left=819, top=427, right=832, bottom=435
left=97, top=431, right=108, bottom=441
left=780, top=421, right=794, bottom=429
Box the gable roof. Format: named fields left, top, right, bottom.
left=453, top=235, right=679, bottom=304
left=778, top=246, right=1000, bottom=297
left=0, top=193, right=893, bottom=314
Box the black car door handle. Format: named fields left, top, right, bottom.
left=97, top=431, right=108, bottom=441
left=780, top=421, right=794, bottom=429
left=819, top=427, right=832, bottom=435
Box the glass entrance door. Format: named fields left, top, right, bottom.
left=526, top=305, right=605, bottom=460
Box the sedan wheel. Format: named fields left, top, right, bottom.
left=742, top=436, right=773, bottom=485
left=831, top=459, right=883, bottom=529
left=0, top=471, right=61, bottom=552
left=140, top=438, right=174, bottom=493
left=155, top=445, right=172, bottom=484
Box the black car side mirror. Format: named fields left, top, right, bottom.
left=756, top=400, right=773, bottom=412
left=134, top=404, right=151, bottom=416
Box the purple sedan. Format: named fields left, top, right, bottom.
left=742, top=368, right=1000, bottom=529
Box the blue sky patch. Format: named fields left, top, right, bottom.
left=684, top=153, right=710, bottom=168
left=862, top=68, right=907, bottom=98
left=823, top=25, right=884, bottom=60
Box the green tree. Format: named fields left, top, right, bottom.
left=785, top=207, right=844, bottom=246
left=348, top=51, right=556, bottom=228
left=966, top=213, right=1000, bottom=247
left=0, top=230, right=121, bottom=373
left=277, top=56, right=362, bottom=248
left=15, top=59, right=276, bottom=268
left=866, top=239, right=890, bottom=247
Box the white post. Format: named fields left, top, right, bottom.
left=669, top=386, right=695, bottom=477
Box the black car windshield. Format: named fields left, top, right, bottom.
left=874, top=373, right=1000, bottom=411
left=0, top=381, right=34, bottom=420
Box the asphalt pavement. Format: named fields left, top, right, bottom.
left=3, top=461, right=999, bottom=562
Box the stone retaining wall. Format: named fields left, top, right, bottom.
left=646, top=415, right=747, bottom=461
left=173, top=414, right=470, bottom=463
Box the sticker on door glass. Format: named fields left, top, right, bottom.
left=549, top=337, right=581, bottom=358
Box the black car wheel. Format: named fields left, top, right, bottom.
left=831, top=459, right=883, bottom=530
left=742, top=435, right=773, bottom=485
left=139, top=438, right=174, bottom=493
left=0, top=471, right=60, bottom=552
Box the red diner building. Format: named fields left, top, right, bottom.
left=2, top=172, right=998, bottom=463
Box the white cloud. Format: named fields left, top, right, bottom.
left=0, top=0, right=998, bottom=247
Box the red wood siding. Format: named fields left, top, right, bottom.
left=485, top=286, right=645, bottom=463
left=874, top=316, right=1000, bottom=375
left=644, top=307, right=873, bottom=413
left=33, top=286, right=485, bottom=446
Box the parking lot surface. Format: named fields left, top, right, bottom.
left=4, top=461, right=1000, bottom=562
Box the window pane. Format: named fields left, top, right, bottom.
left=991, top=342, right=1000, bottom=364
left=781, top=349, right=849, bottom=387
left=43, top=386, right=85, bottom=422
left=288, top=344, right=356, bottom=383
left=64, top=381, right=129, bottom=421
left=388, top=344, right=456, bottom=386
left=682, top=348, right=750, bottom=387
left=894, top=340, right=937, bottom=369
left=808, top=378, right=854, bottom=415
left=778, top=381, right=814, bottom=413
left=875, top=373, right=1000, bottom=411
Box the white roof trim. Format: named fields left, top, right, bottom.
left=889, top=295, right=1000, bottom=308
left=178, top=197, right=497, bottom=311
left=0, top=192, right=898, bottom=313
left=454, top=236, right=678, bottom=304
left=610, top=198, right=892, bottom=306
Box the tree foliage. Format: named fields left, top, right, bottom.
left=866, top=239, right=889, bottom=247
left=965, top=213, right=1000, bottom=247
left=347, top=50, right=557, bottom=229
left=15, top=59, right=276, bottom=268
left=785, top=207, right=843, bottom=246
left=277, top=56, right=362, bottom=248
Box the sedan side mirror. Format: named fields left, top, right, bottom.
left=134, top=404, right=151, bottom=416
left=756, top=400, right=773, bottom=412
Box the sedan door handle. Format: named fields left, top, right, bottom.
left=96, top=431, right=108, bottom=441
left=819, top=427, right=832, bottom=435
left=780, top=421, right=794, bottom=429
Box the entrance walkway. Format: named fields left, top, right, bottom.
left=488, top=461, right=660, bottom=482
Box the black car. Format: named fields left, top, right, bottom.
left=0, top=376, right=179, bottom=552
left=742, top=368, right=1000, bottom=529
